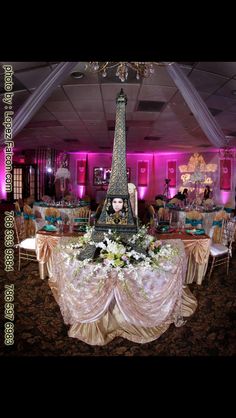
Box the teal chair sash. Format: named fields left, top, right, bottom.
left=23, top=213, right=35, bottom=220
left=212, top=220, right=223, bottom=227
left=185, top=218, right=203, bottom=226
left=224, top=208, right=233, bottom=213
left=45, top=215, right=62, bottom=223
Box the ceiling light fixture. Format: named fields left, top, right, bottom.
left=71, top=71, right=85, bottom=79
left=86, top=62, right=173, bottom=82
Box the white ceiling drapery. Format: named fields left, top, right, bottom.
left=0, top=62, right=79, bottom=146
left=166, top=62, right=226, bottom=148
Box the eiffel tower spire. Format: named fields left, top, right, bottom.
left=77, top=90, right=137, bottom=261
left=107, top=89, right=128, bottom=195
left=95, top=89, right=137, bottom=234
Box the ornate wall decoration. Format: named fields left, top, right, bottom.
left=138, top=161, right=148, bottom=186
left=179, top=153, right=217, bottom=194
left=220, top=159, right=231, bottom=191
left=167, top=161, right=176, bottom=187
left=77, top=159, right=87, bottom=185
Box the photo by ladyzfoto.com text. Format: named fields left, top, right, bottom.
left=1, top=64, right=15, bottom=351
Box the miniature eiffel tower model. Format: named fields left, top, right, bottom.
left=77, top=89, right=138, bottom=260
left=95, top=88, right=137, bottom=234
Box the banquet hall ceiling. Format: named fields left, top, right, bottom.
left=1, top=61, right=236, bottom=154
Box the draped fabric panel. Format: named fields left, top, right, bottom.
left=0, top=62, right=78, bottom=145
left=138, top=161, right=148, bottom=186
left=167, top=161, right=176, bottom=187
left=220, top=159, right=231, bottom=191
left=77, top=159, right=87, bottom=185
left=166, top=63, right=226, bottom=148
left=35, top=234, right=197, bottom=345
left=36, top=234, right=60, bottom=279
left=46, top=239, right=197, bottom=345
left=68, top=288, right=197, bottom=345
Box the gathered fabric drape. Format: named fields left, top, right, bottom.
left=1, top=62, right=78, bottom=145
left=166, top=63, right=226, bottom=148
left=45, top=238, right=197, bottom=345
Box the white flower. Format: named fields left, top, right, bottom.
left=55, top=167, right=71, bottom=179
left=64, top=224, right=179, bottom=288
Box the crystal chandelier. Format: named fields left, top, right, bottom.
left=87, top=62, right=172, bottom=82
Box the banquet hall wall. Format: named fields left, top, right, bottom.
left=68, top=151, right=236, bottom=206
left=2, top=149, right=235, bottom=206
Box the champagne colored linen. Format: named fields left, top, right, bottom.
left=212, top=210, right=229, bottom=243
left=113, top=262, right=184, bottom=328
left=33, top=204, right=82, bottom=221
left=36, top=234, right=60, bottom=279
left=177, top=210, right=218, bottom=235
left=155, top=231, right=211, bottom=285
left=36, top=234, right=60, bottom=263
left=178, top=236, right=210, bottom=284
left=73, top=207, right=90, bottom=218
left=45, top=207, right=61, bottom=220
left=185, top=210, right=203, bottom=221
left=23, top=204, right=35, bottom=237
left=184, top=238, right=210, bottom=265
left=46, top=239, right=197, bottom=345
left=68, top=304, right=172, bottom=345
left=185, top=252, right=209, bottom=285
left=181, top=285, right=198, bottom=317
left=67, top=286, right=197, bottom=345
left=14, top=201, right=21, bottom=212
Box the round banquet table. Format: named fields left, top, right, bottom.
left=33, top=202, right=89, bottom=221
left=42, top=237, right=198, bottom=345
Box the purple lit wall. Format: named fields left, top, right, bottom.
left=0, top=150, right=7, bottom=200
left=67, top=151, right=235, bottom=206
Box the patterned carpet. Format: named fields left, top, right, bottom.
left=0, top=212, right=236, bottom=357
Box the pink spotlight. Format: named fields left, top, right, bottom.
left=138, top=187, right=147, bottom=200
left=78, top=185, right=85, bottom=199
left=220, top=191, right=231, bottom=205
left=169, top=188, right=177, bottom=198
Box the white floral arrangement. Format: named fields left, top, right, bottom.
left=60, top=225, right=179, bottom=281
left=189, top=170, right=205, bottom=183
left=55, top=167, right=71, bottom=180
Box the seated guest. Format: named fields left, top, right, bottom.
left=173, top=188, right=188, bottom=201
left=182, top=188, right=188, bottom=200
left=155, top=194, right=165, bottom=201
left=203, top=185, right=211, bottom=201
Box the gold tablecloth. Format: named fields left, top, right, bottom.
left=36, top=231, right=82, bottom=280
left=36, top=230, right=211, bottom=285
left=155, top=231, right=211, bottom=285
left=45, top=238, right=197, bottom=345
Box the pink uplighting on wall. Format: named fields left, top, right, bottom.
left=78, top=185, right=85, bottom=199
left=220, top=191, right=231, bottom=205
left=0, top=150, right=7, bottom=200
left=138, top=187, right=147, bottom=200
left=169, top=188, right=177, bottom=198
